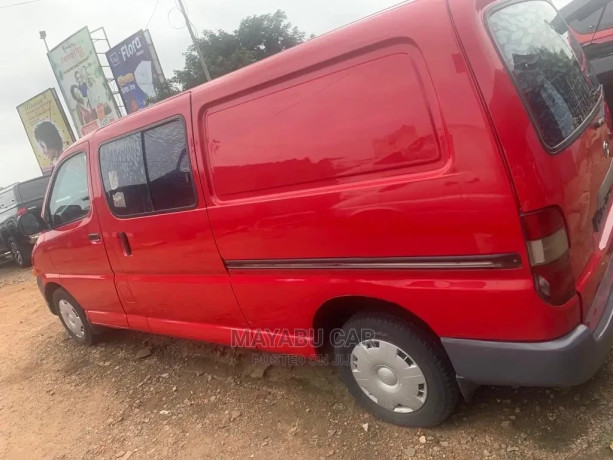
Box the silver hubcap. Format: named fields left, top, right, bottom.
left=58, top=300, right=85, bottom=338
left=351, top=339, right=427, bottom=413
left=10, top=243, right=22, bottom=265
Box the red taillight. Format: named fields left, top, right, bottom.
left=17, top=207, right=27, bottom=216
left=521, top=206, right=575, bottom=306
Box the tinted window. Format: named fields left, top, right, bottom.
left=143, top=121, right=195, bottom=210
left=17, top=176, right=50, bottom=203
left=489, top=1, right=598, bottom=149
left=100, top=134, right=153, bottom=217
left=0, top=188, right=16, bottom=210
left=48, top=153, right=90, bottom=227
left=100, top=120, right=195, bottom=217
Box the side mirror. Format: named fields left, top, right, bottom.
left=17, top=211, right=47, bottom=237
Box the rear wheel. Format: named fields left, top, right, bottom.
left=53, top=288, right=95, bottom=346
left=334, top=313, right=459, bottom=427
left=8, top=237, right=31, bottom=268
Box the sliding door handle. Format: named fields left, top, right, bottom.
left=118, top=232, right=132, bottom=256
left=88, top=233, right=101, bottom=243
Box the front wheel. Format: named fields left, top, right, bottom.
left=53, top=288, right=95, bottom=346
left=334, top=314, right=459, bottom=427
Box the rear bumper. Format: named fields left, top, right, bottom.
left=442, top=282, right=613, bottom=388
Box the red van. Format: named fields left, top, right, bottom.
left=21, top=0, right=613, bottom=427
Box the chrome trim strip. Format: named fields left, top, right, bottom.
left=225, top=254, right=522, bottom=271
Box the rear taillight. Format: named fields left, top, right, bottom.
left=521, top=206, right=575, bottom=306
left=17, top=207, right=27, bottom=216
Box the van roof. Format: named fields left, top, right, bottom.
left=63, top=0, right=418, bottom=145
left=189, top=0, right=417, bottom=101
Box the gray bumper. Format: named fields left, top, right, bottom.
left=442, top=290, right=613, bottom=387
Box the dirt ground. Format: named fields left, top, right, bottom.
left=1, top=263, right=613, bottom=459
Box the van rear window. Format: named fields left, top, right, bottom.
left=488, top=0, right=598, bottom=150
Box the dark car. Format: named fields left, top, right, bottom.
left=0, top=175, right=50, bottom=267
left=560, top=0, right=613, bottom=105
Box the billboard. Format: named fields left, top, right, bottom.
left=106, top=30, right=166, bottom=114
left=48, top=27, right=121, bottom=137
left=16, top=88, right=76, bottom=174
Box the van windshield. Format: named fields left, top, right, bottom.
left=488, top=0, right=599, bottom=150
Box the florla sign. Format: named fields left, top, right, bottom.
left=120, top=36, right=143, bottom=62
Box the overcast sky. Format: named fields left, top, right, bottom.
left=0, top=0, right=403, bottom=187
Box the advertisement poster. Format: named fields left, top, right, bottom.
left=48, top=27, right=121, bottom=137
left=106, top=30, right=165, bottom=114
left=16, top=88, right=76, bottom=174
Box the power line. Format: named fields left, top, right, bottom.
left=0, top=0, right=42, bottom=9
left=144, top=0, right=161, bottom=30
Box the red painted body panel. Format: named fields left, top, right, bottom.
left=450, top=0, right=611, bottom=320
left=90, top=93, right=248, bottom=333
left=37, top=142, right=127, bottom=327
left=29, top=0, right=612, bottom=356
left=191, top=0, right=577, bottom=341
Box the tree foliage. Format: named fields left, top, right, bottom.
left=149, top=10, right=308, bottom=103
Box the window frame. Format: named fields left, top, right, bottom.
left=485, top=0, right=603, bottom=154
left=45, top=151, right=92, bottom=230
left=98, top=115, right=198, bottom=219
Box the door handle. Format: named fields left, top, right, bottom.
left=118, top=232, right=132, bottom=256
left=88, top=233, right=101, bottom=243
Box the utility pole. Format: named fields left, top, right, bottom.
left=176, top=0, right=211, bottom=82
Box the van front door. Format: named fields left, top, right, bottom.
left=43, top=145, right=127, bottom=327
left=91, top=95, right=247, bottom=343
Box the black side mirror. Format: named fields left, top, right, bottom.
left=17, top=211, right=47, bottom=236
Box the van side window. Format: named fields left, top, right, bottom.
left=143, top=121, right=195, bottom=211
left=48, top=153, right=90, bottom=228
left=100, top=119, right=196, bottom=217
left=100, top=134, right=153, bottom=217
left=489, top=1, right=598, bottom=150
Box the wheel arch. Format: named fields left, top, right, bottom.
left=312, top=295, right=440, bottom=356
left=44, top=282, right=63, bottom=315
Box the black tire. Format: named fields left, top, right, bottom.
left=8, top=237, right=31, bottom=268
left=53, top=288, right=95, bottom=346
left=334, top=313, right=459, bottom=427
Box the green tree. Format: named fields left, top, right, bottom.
left=150, top=10, right=308, bottom=103
left=148, top=80, right=180, bottom=103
